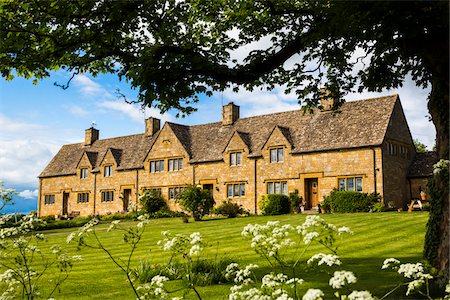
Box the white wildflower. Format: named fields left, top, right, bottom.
left=107, top=220, right=120, bottom=232
left=337, top=226, right=353, bottom=235
left=303, top=232, right=319, bottom=244
left=381, top=258, right=400, bottom=270
left=433, top=159, right=449, bottom=175
left=348, top=291, right=374, bottom=300
left=189, top=244, right=202, bottom=257
left=398, top=263, right=424, bottom=279
left=302, top=289, right=324, bottom=300
left=329, top=271, right=357, bottom=289
left=307, top=253, right=341, bottom=267
left=406, top=279, right=424, bottom=296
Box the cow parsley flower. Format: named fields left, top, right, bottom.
left=329, top=271, right=357, bottom=289
left=302, top=289, right=324, bottom=300
left=347, top=291, right=374, bottom=300
left=406, top=279, right=424, bottom=296
left=307, top=253, right=341, bottom=267
left=381, top=258, right=400, bottom=270
left=398, top=263, right=424, bottom=279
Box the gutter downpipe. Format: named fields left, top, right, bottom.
left=136, top=170, right=139, bottom=208
left=372, top=148, right=377, bottom=195
left=38, top=178, right=42, bottom=217
left=254, top=159, right=258, bottom=214
left=93, top=173, right=97, bottom=215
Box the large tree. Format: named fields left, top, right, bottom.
left=1, top=0, right=448, bottom=280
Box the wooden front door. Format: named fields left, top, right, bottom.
left=202, top=184, right=214, bottom=201
left=62, top=192, right=69, bottom=215
left=305, top=178, right=319, bottom=208
left=123, top=189, right=131, bottom=211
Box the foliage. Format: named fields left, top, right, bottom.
left=323, top=190, right=381, bottom=213
left=176, top=186, right=214, bottom=221
left=414, top=138, right=428, bottom=153
left=0, top=214, right=80, bottom=299
left=139, top=190, right=167, bottom=214
left=424, top=160, right=449, bottom=268
left=372, top=202, right=387, bottom=213
left=0, top=180, right=17, bottom=213
left=35, top=216, right=93, bottom=231
left=213, top=200, right=247, bottom=218
left=289, top=190, right=301, bottom=213
left=259, top=194, right=291, bottom=216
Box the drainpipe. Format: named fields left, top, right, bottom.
left=254, top=159, right=258, bottom=214
left=372, top=148, right=377, bottom=195
left=136, top=170, right=139, bottom=207
left=38, top=178, right=42, bottom=217
left=93, top=173, right=97, bottom=215
left=192, top=164, right=196, bottom=185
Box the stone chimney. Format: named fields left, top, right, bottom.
left=145, top=117, right=161, bottom=136
left=85, top=127, right=99, bottom=146
left=222, top=102, right=240, bottom=126
left=319, top=88, right=335, bottom=111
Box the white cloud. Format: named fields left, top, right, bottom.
left=68, top=105, right=89, bottom=117
left=18, top=189, right=38, bottom=199
left=97, top=100, right=175, bottom=124
left=0, top=115, right=44, bottom=135
left=73, top=74, right=113, bottom=99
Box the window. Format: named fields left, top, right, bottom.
left=338, top=177, right=363, bottom=192
left=101, top=191, right=114, bottom=202
left=230, top=152, right=242, bottom=166
left=169, top=186, right=185, bottom=200
left=80, top=168, right=88, bottom=179
left=150, top=160, right=164, bottom=173
left=227, top=183, right=245, bottom=198
left=144, top=188, right=162, bottom=196
left=387, top=142, right=409, bottom=158
left=270, top=147, right=284, bottom=162
left=77, top=192, right=89, bottom=203
left=104, top=165, right=112, bottom=177
left=266, top=181, right=288, bottom=195
left=44, top=195, right=55, bottom=205
left=168, top=158, right=183, bottom=171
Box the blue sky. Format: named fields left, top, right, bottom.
left=0, top=70, right=436, bottom=214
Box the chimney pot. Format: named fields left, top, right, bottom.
left=222, top=102, right=240, bottom=126
left=145, top=117, right=161, bottom=136
left=85, top=127, right=99, bottom=146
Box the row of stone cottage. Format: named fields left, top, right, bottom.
left=38, top=94, right=435, bottom=217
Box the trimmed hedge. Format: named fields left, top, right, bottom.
left=323, top=190, right=381, bottom=213
left=259, top=194, right=291, bottom=215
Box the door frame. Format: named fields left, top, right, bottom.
left=62, top=192, right=69, bottom=215
left=304, top=178, right=319, bottom=208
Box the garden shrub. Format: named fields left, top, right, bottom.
left=35, top=216, right=93, bottom=231
left=323, top=190, right=381, bottom=213
left=289, top=190, right=301, bottom=213
left=139, top=190, right=167, bottom=213
left=372, top=202, right=387, bottom=212
left=176, top=185, right=214, bottom=221
left=213, top=200, right=247, bottom=218
left=258, top=194, right=291, bottom=215
left=100, top=212, right=140, bottom=221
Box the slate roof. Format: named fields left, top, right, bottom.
left=408, top=151, right=438, bottom=178
left=39, top=94, right=399, bottom=177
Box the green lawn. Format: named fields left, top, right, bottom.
left=5, top=212, right=429, bottom=299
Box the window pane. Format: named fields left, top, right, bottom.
left=278, top=148, right=284, bottom=162
left=169, top=188, right=173, bottom=199
left=150, top=161, right=155, bottom=172
left=234, top=184, right=239, bottom=197
left=178, top=159, right=182, bottom=170
left=356, top=177, right=362, bottom=192
left=155, top=162, right=160, bottom=172
left=347, top=178, right=355, bottom=191
left=237, top=153, right=242, bottom=165
left=160, top=160, right=164, bottom=171
left=270, top=149, right=276, bottom=162
left=174, top=159, right=178, bottom=171
left=282, top=182, right=287, bottom=195
left=338, top=178, right=346, bottom=191
left=227, top=185, right=233, bottom=197
left=275, top=182, right=281, bottom=194
left=168, top=160, right=173, bottom=171
left=230, top=153, right=236, bottom=166
left=240, top=184, right=245, bottom=196
left=267, top=182, right=273, bottom=194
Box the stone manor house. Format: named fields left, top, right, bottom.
left=38, top=94, right=435, bottom=217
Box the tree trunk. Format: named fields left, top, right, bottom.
left=424, top=75, right=449, bottom=283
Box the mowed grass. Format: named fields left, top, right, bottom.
left=11, top=212, right=428, bottom=299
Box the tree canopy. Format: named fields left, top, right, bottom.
left=1, top=0, right=448, bottom=279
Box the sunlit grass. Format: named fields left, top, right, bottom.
left=6, top=212, right=428, bottom=299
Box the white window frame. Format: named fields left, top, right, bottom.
left=269, top=147, right=284, bottom=163
left=338, top=177, right=363, bottom=192
left=227, top=183, right=245, bottom=198
left=230, top=152, right=242, bottom=166
left=168, top=158, right=183, bottom=171
left=77, top=192, right=89, bottom=203
left=101, top=191, right=114, bottom=202
left=169, top=186, right=185, bottom=199
left=104, top=165, right=113, bottom=177
left=44, top=195, right=55, bottom=205
left=266, top=181, right=288, bottom=195
left=150, top=160, right=164, bottom=173
left=80, top=168, right=88, bottom=179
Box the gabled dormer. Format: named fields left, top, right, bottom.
left=223, top=131, right=250, bottom=166
left=261, top=126, right=293, bottom=163
left=99, top=148, right=122, bottom=177
left=76, top=151, right=97, bottom=179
